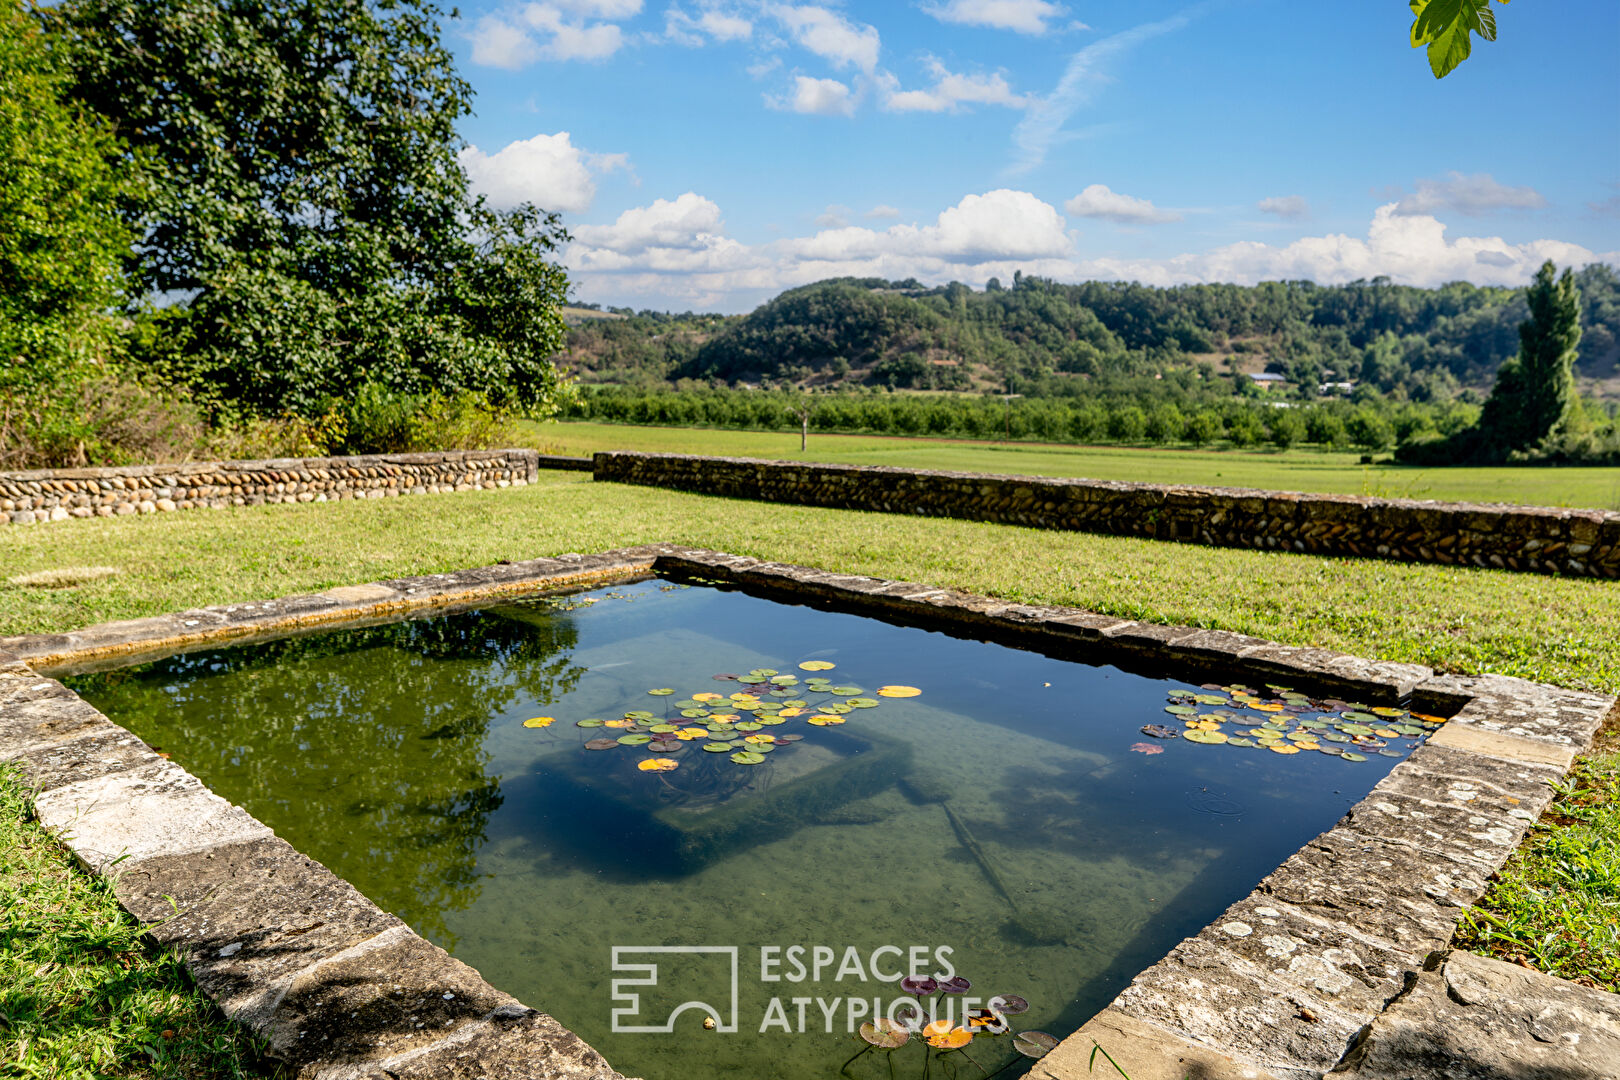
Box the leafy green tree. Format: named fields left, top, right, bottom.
left=43, top=0, right=572, bottom=419
left=1184, top=410, right=1224, bottom=446
left=1268, top=408, right=1306, bottom=449
left=1346, top=407, right=1396, bottom=451
left=1409, top=0, right=1507, bottom=78
left=1473, top=261, right=1581, bottom=456
left=0, top=0, right=131, bottom=461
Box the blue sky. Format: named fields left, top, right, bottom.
left=443, top=0, right=1620, bottom=312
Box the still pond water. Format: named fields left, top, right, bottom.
left=67, top=579, right=1435, bottom=1079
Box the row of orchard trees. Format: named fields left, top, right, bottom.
left=0, top=0, right=574, bottom=467
left=566, top=388, right=1483, bottom=454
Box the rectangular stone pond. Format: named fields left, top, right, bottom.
left=61, top=573, right=1452, bottom=1080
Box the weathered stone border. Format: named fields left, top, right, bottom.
left=0, top=546, right=1612, bottom=1079
left=596, top=451, right=1620, bottom=578
left=0, top=449, right=581, bottom=525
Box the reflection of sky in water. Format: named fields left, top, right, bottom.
left=69, top=581, right=1425, bottom=1080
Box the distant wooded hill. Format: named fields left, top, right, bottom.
left=563, top=268, right=1620, bottom=401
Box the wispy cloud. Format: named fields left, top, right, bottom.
left=1007, top=6, right=1205, bottom=175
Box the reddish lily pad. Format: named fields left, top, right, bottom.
left=584, top=739, right=620, bottom=751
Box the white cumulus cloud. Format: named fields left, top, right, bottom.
left=666, top=5, right=753, bottom=44
left=1393, top=172, right=1547, bottom=217
left=562, top=193, right=1612, bottom=312
left=865, top=205, right=902, bottom=219
left=1064, top=184, right=1181, bottom=224
left=883, top=60, right=1028, bottom=112
left=770, top=4, right=881, bottom=71
left=923, top=0, right=1066, bottom=35
left=774, top=75, right=856, bottom=116
left=1257, top=195, right=1310, bottom=221
left=459, top=132, right=629, bottom=214
left=468, top=1, right=637, bottom=67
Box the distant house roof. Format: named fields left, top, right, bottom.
left=1247, top=372, right=1287, bottom=382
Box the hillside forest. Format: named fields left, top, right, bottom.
left=561, top=270, right=1620, bottom=462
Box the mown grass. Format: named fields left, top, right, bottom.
left=0, top=764, right=285, bottom=1079
left=535, top=420, right=1620, bottom=510
left=1457, top=717, right=1620, bottom=992
left=1, top=473, right=1616, bottom=695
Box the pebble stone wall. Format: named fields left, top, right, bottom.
left=0, top=450, right=546, bottom=526
left=595, top=451, right=1620, bottom=578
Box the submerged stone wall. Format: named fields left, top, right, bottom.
left=0, top=450, right=545, bottom=525
left=595, top=451, right=1620, bottom=578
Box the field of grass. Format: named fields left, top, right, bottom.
left=2, top=473, right=1616, bottom=694
left=0, top=763, right=285, bottom=1078
left=532, top=420, right=1620, bottom=510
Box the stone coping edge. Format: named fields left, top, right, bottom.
left=0, top=545, right=1612, bottom=1080
left=594, top=451, right=1620, bottom=578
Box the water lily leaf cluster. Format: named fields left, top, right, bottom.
left=1143, top=682, right=1445, bottom=763
left=524, top=660, right=923, bottom=776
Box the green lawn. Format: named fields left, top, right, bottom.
left=3, top=473, right=1616, bottom=694
left=532, top=420, right=1620, bottom=510
left=1, top=474, right=1616, bottom=1078
left=0, top=763, right=286, bottom=1078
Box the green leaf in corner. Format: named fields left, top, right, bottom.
left=1410, top=0, right=1503, bottom=79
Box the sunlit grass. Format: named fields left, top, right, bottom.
left=1457, top=729, right=1620, bottom=992
left=0, top=765, right=287, bottom=1078
left=531, top=420, right=1620, bottom=510
left=2, top=473, right=1615, bottom=695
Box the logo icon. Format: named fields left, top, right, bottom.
left=610, top=946, right=739, bottom=1033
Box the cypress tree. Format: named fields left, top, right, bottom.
left=1477, top=261, right=1581, bottom=457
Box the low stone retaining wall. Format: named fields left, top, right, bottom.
left=0, top=450, right=546, bottom=525
left=596, top=452, right=1620, bottom=578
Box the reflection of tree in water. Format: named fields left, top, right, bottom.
left=68, top=610, right=583, bottom=944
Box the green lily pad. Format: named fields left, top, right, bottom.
left=782, top=699, right=809, bottom=708
left=583, top=738, right=620, bottom=751
left=1340, top=752, right=1368, bottom=762
left=823, top=703, right=852, bottom=714
left=649, top=723, right=679, bottom=734
left=1226, top=737, right=1256, bottom=747
left=1165, top=706, right=1197, bottom=716
left=736, top=721, right=763, bottom=731
left=576, top=719, right=604, bottom=728
left=674, top=699, right=703, bottom=710
left=767, top=688, right=795, bottom=697
left=731, top=751, right=766, bottom=765
left=1394, top=724, right=1426, bottom=736
left=1342, top=711, right=1379, bottom=723
left=749, top=742, right=775, bottom=753
left=1193, top=694, right=1228, bottom=705
left=756, top=716, right=786, bottom=726
left=1300, top=720, right=1329, bottom=730
left=624, top=710, right=654, bottom=721
left=680, top=709, right=709, bottom=718
left=755, top=702, right=783, bottom=711
left=737, top=676, right=767, bottom=684
left=775, top=733, right=804, bottom=743
left=1377, top=749, right=1403, bottom=758
left=1184, top=730, right=1228, bottom=744
left=749, top=669, right=778, bottom=677
left=617, top=734, right=653, bottom=746
left=1322, top=731, right=1351, bottom=743
left=830, top=686, right=864, bottom=696
left=706, top=724, right=736, bottom=734
left=648, top=688, right=674, bottom=697
left=1339, top=724, right=1375, bottom=736
left=703, top=742, right=734, bottom=753
left=846, top=698, right=880, bottom=708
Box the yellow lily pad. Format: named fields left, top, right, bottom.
left=638, top=758, right=679, bottom=772
left=522, top=717, right=556, bottom=729
left=876, top=685, right=921, bottom=698
left=1269, top=743, right=1301, bottom=755
left=1184, top=730, right=1228, bottom=744
left=798, top=660, right=836, bottom=671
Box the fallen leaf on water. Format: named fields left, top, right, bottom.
left=1129, top=742, right=1164, bottom=755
